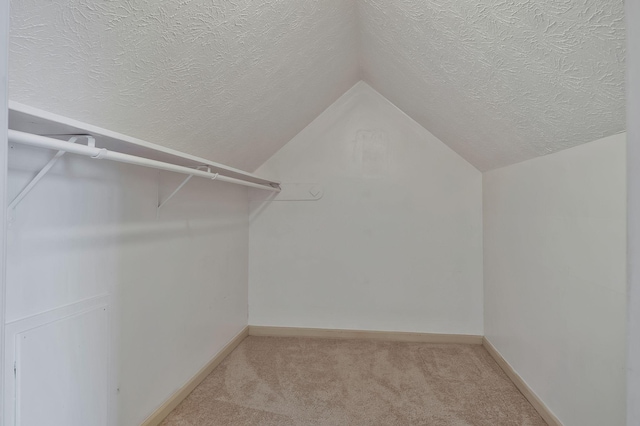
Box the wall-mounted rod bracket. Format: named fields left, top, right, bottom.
left=8, top=130, right=281, bottom=193
left=156, top=166, right=218, bottom=218
left=8, top=135, right=94, bottom=215
left=268, top=183, right=323, bottom=201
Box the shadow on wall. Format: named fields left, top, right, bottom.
left=5, top=143, right=250, bottom=426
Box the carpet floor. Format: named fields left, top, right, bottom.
left=160, top=336, right=547, bottom=426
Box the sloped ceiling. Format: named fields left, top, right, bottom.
left=9, top=0, right=360, bottom=171
left=9, top=0, right=625, bottom=172
left=358, top=0, right=626, bottom=171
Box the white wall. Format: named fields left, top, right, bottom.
left=249, top=82, right=483, bottom=335
left=483, top=133, right=627, bottom=426
left=4, top=144, right=249, bottom=426
left=627, top=0, right=640, bottom=423
left=0, top=1, right=8, bottom=423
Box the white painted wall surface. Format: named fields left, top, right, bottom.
left=483, top=133, right=627, bottom=426
left=627, top=0, right=640, bottom=423
left=4, top=144, right=249, bottom=426
left=0, top=1, right=9, bottom=423
left=249, top=82, right=483, bottom=335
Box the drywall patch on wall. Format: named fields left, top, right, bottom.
left=249, top=82, right=483, bottom=334
left=9, top=0, right=360, bottom=171
left=353, top=129, right=389, bottom=178
left=483, top=133, right=627, bottom=425
left=357, top=0, right=626, bottom=171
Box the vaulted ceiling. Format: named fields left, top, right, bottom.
left=358, top=0, right=625, bottom=171
left=9, top=0, right=625, bottom=172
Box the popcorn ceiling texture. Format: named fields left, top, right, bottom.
left=9, top=0, right=360, bottom=171
left=358, top=0, right=626, bottom=171
left=9, top=0, right=625, bottom=172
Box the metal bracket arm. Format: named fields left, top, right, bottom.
left=8, top=135, right=94, bottom=211
left=156, top=166, right=218, bottom=217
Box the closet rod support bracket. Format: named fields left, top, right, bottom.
left=7, top=135, right=94, bottom=225
left=156, top=166, right=218, bottom=218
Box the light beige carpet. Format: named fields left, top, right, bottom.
left=161, top=336, right=547, bottom=425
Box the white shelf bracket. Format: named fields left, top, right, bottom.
left=157, top=166, right=218, bottom=218
left=8, top=135, right=94, bottom=218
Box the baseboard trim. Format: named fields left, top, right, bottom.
left=140, top=326, right=249, bottom=426
left=137, top=327, right=560, bottom=425
left=248, top=325, right=483, bottom=345
left=482, top=337, right=562, bottom=426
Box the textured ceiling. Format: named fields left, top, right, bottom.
left=358, top=0, right=626, bottom=171
left=9, top=0, right=625, bottom=172
left=9, top=0, right=360, bottom=171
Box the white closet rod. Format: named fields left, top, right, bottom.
left=8, top=130, right=281, bottom=192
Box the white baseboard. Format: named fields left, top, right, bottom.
left=248, top=325, right=483, bottom=344
left=139, top=327, right=561, bottom=426
left=483, top=337, right=563, bottom=426
left=140, top=326, right=249, bottom=426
